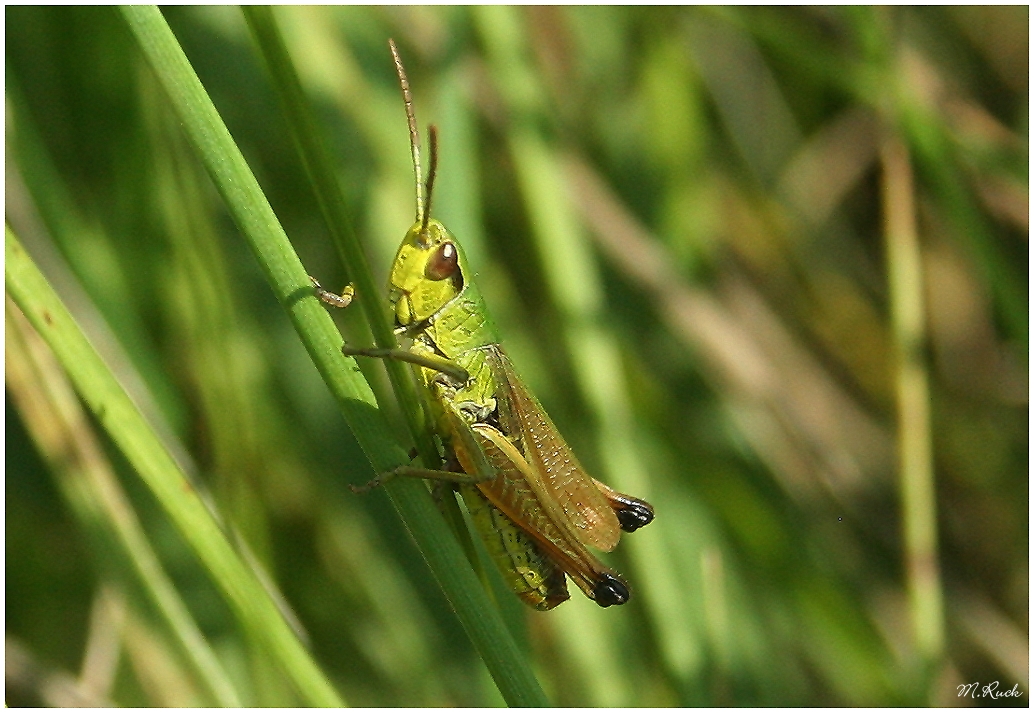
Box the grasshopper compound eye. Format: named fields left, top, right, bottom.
left=425, top=241, right=459, bottom=281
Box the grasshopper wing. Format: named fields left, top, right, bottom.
left=459, top=483, right=570, bottom=610
left=492, top=350, right=622, bottom=553
left=442, top=371, right=630, bottom=606
left=463, top=419, right=628, bottom=605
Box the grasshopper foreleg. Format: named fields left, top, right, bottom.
left=341, top=345, right=469, bottom=384
left=310, top=276, right=355, bottom=308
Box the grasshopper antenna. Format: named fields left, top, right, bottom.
left=422, top=125, right=439, bottom=236
left=389, top=39, right=425, bottom=225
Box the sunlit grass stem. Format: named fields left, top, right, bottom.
left=880, top=134, right=945, bottom=672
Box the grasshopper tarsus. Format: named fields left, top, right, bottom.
left=310, top=276, right=355, bottom=309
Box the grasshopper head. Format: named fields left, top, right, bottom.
left=388, top=218, right=467, bottom=327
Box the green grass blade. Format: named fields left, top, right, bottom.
left=5, top=299, right=242, bottom=707
left=119, top=5, right=548, bottom=706
left=880, top=136, right=945, bottom=677
left=5, top=225, right=343, bottom=707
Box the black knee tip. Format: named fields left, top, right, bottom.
left=593, top=573, right=630, bottom=607
left=616, top=503, right=654, bottom=532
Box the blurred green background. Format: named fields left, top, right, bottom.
left=6, top=5, right=1027, bottom=707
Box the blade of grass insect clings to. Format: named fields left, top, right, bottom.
left=5, top=300, right=243, bottom=707
left=121, top=6, right=548, bottom=706
left=473, top=6, right=668, bottom=706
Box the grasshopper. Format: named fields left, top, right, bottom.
left=317, top=40, right=653, bottom=609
